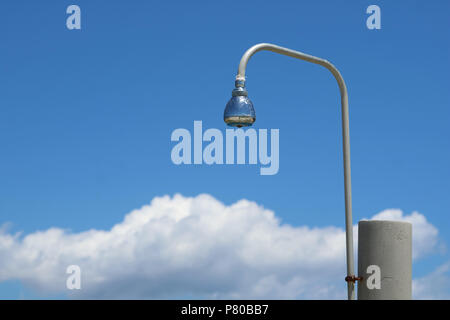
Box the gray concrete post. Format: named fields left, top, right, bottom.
left=357, top=220, right=412, bottom=300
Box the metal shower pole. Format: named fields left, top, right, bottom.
left=235, top=43, right=356, bottom=299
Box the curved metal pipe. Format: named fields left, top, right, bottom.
left=236, top=43, right=355, bottom=300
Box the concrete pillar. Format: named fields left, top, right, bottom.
left=357, top=220, right=412, bottom=300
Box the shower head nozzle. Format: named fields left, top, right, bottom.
left=223, top=83, right=255, bottom=128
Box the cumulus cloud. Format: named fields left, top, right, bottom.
left=0, top=194, right=443, bottom=299
left=413, top=262, right=450, bottom=299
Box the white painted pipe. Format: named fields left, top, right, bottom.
left=236, top=43, right=355, bottom=299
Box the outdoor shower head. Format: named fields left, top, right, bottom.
left=223, top=81, right=255, bottom=127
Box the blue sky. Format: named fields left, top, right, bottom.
left=0, top=0, right=449, bottom=299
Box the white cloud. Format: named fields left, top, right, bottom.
left=413, top=262, right=450, bottom=299
left=0, top=194, right=443, bottom=299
